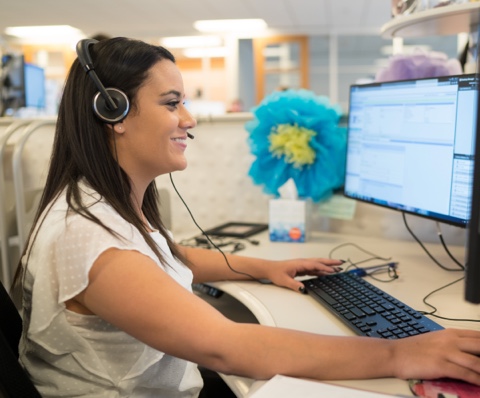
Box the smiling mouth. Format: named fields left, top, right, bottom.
left=172, top=137, right=186, bottom=142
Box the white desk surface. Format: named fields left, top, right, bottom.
left=198, top=230, right=480, bottom=397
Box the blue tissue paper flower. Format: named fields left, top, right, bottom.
left=246, top=89, right=347, bottom=202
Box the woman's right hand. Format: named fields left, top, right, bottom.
left=392, top=328, right=480, bottom=385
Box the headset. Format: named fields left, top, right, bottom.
left=75, top=39, right=130, bottom=124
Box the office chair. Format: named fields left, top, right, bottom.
left=0, top=279, right=41, bottom=397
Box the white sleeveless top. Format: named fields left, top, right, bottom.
left=19, top=182, right=203, bottom=397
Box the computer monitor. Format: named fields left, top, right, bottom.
left=344, top=74, right=478, bottom=228
left=0, top=56, right=46, bottom=115
left=0, top=54, right=26, bottom=115
left=24, top=63, right=46, bottom=109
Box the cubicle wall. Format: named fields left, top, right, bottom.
left=0, top=114, right=466, bottom=287
left=157, top=113, right=467, bottom=249
left=155, top=113, right=270, bottom=236
left=0, top=118, right=56, bottom=289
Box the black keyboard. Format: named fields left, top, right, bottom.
left=304, top=272, right=443, bottom=339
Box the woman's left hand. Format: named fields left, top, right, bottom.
left=264, top=258, right=344, bottom=293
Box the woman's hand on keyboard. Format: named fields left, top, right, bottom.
left=392, top=328, right=480, bottom=386
left=264, top=258, right=344, bottom=293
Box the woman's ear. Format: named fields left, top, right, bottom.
left=113, top=123, right=125, bottom=134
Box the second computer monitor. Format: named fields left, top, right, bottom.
left=344, top=74, right=478, bottom=228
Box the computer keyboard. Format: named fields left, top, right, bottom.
left=304, top=272, right=443, bottom=339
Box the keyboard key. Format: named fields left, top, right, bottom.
left=350, top=307, right=366, bottom=318
left=360, top=306, right=376, bottom=316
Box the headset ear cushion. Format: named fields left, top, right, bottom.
left=92, top=88, right=130, bottom=123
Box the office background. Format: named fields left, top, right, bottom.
left=1, top=4, right=479, bottom=395
left=0, top=0, right=462, bottom=115
left=0, top=1, right=473, bottom=280
left=0, top=0, right=469, bottom=268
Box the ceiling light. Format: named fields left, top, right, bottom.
left=5, top=25, right=82, bottom=38
left=161, top=36, right=222, bottom=49
left=183, top=47, right=228, bottom=58
left=193, top=19, right=267, bottom=33
left=4, top=25, right=84, bottom=44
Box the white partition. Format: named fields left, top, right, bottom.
left=156, top=113, right=270, bottom=236
left=0, top=119, right=45, bottom=288
left=0, top=119, right=16, bottom=287
left=156, top=113, right=467, bottom=249
left=11, top=119, right=56, bottom=255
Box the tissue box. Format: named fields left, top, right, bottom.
left=269, top=199, right=308, bottom=242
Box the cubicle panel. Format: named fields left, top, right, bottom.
left=157, top=113, right=466, bottom=247
left=0, top=119, right=37, bottom=288
left=156, top=114, right=270, bottom=236
left=0, top=119, right=15, bottom=286
left=0, top=118, right=14, bottom=128
left=12, top=119, right=56, bottom=254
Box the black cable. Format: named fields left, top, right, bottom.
left=366, top=266, right=399, bottom=283
left=327, top=226, right=474, bottom=320
left=420, top=276, right=480, bottom=323
left=329, top=243, right=397, bottom=282
left=435, top=223, right=464, bottom=269
left=328, top=242, right=391, bottom=264
left=169, top=173, right=263, bottom=283
left=402, top=212, right=464, bottom=271
left=383, top=223, right=474, bottom=321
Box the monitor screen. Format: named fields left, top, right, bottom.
left=24, top=63, right=46, bottom=109
left=344, top=74, right=478, bottom=228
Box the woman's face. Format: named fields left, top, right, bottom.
left=113, top=59, right=196, bottom=186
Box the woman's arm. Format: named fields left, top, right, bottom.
left=177, top=245, right=344, bottom=292
left=73, top=248, right=480, bottom=385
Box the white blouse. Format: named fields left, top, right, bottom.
left=19, top=182, right=203, bottom=397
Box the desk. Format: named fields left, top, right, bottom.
left=197, top=230, right=480, bottom=397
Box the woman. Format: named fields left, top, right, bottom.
left=17, top=37, right=480, bottom=397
